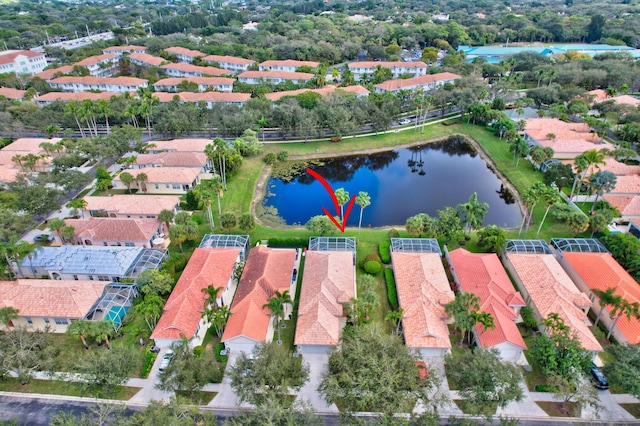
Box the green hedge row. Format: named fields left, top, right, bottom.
left=384, top=268, right=398, bottom=310
left=141, top=348, right=157, bottom=378
left=215, top=341, right=228, bottom=364
left=379, top=241, right=391, bottom=264
left=267, top=237, right=308, bottom=248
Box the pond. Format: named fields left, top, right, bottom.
left=261, top=136, right=522, bottom=228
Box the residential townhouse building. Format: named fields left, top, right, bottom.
left=102, top=45, right=148, bottom=56
left=348, top=61, right=428, bottom=81
left=202, top=55, right=256, bottom=72
left=265, top=84, right=369, bottom=102
left=145, top=139, right=212, bottom=153
left=153, top=77, right=235, bottom=93
left=132, top=151, right=211, bottom=172
left=161, top=63, right=229, bottom=78
left=127, top=53, right=167, bottom=68
left=35, top=65, right=74, bottom=82
left=0, top=87, right=26, bottom=101
left=64, top=217, right=164, bottom=248
left=74, top=54, right=119, bottom=78
left=112, top=166, right=209, bottom=194
left=164, top=47, right=206, bottom=63
left=84, top=195, right=181, bottom=219
left=34, top=91, right=119, bottom=106
left=258, top=60, right=319, bottom=72
left=0, top=50, right=47, bottom=76
left=153, top=91, right=250, bottom=108
left=237, top=70, right=314, bottom=85
left=374, top=72, right=461, bottom=94
left=48, top=76, right=148, bottom=93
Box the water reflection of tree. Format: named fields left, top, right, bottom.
left=430, top=137, right=477, bottom=158
left=407, top=146, right=426, bottom=175
left=497, top=184, right=516, bottom=204
left=296, top=151, right=399, bottom=184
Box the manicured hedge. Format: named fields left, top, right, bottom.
left=364, top=260, right=382, bottom=275
left=384, top=268, right=399, bottom=310
left=378, top=241, right=391, bottom=264
left=215, top=341, right=228, bottom=364
left=387, top=228, right=400, bottom=238
left=141, top=348, right=157, bottom=378
left=267, top=237, right=307, bottom=248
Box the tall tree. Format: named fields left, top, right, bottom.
left=220, top=212, right=237, bottom=234
left=591, top=287, right=621, bottom=327
left=158, top=209, right=175, bottom=232
left=608, top=299, right=640, bottom=340
left=67, top=198, right=88, bottom=219
left=355, top=191, right=371, bottom=241
left=119, top=172, right=135, bottom=194
left=66, top=319, right=94, bottom=350
left=508, top=137, right=530, bottom=167
left=169, top=224, right=186, bottom=253
left=263, top=290, right=292, bottom=344
left=135, top=172, right=148, bottom=193
left=457, top=192, right=489, bottom=235
left=238, top=213, right=256, bottom=234
left=535, top=186, right=563, bottom=238
left=334, top=188, right=350, bottom=224
left=0, top=306, right=19, bottom=327
left=588, top=171, right=617, bottom=212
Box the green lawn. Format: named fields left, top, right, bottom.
left=620, top=404, right=640, bottom=419
left=175, top=390, right=218, bottom=405
left=536, top=401, right=580, bottom=418
left=0, top=377, right=140, bottom=400
left=453, top=399, right=498, bottom=417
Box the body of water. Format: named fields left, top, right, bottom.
left=262, top=137, right=522, bottom=228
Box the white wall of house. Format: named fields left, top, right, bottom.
left=297, top=344, right=331, bottom=355
left=10, top=316, right=74, bottom=333
left=223, top=335, right=260, bottom=355
left=418, top=347, right=450, bottom=358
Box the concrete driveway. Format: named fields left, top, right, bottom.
left=497, top=380, right=548, bottom=417
left=297, top=353, right=338, bottom=413
left=128, top=347, right=173, bottom=403
left=209, top=353, right=251, bottom=409
left=414, top=357, right=462, bottom=416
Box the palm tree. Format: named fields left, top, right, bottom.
left=95, top=99, right=113, bottom=134
left=48, top=218, right=66, bottom=241
left=65, top=100, right=86, bottom=138
left=334, top=188, right=350, bottom=224
left=135, top=172, right=148, bottom=193
left=0, top=306, right=19, bottom=327
left=263, top=290, right=292, bottom=344
left=608, top=299, right=640, bottom=340
left=66, top=319, right=93, bottom=349
left=91, top=320, right=115, bottom=349
left=569, top=154, right=589, bottom=200
left=169, top=224, right=186, bottom=253
left=588, top=171, right=617, bottom=213
left=385, top=308, right=404, bottom=336
left=583, top=149, right=607, bottom=177
left=205, top=305, right=231, bottom=337
left=202, top=285, right=223, bottom=309
left=592, top=287, right=621, bottom=327
left=67, top=198, right=88, bottom=219
left=158, top=209, right=175, bottom=233
left=119, top=172, right=134, bottom=194
left=509, top=137, right=530, bottom=167
left=355, top=191, right=371, bottom=241
left=535, top=186, right=563, bottom=238
left=458, top=192, right=489, bottom=235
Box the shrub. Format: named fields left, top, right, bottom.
left=360, top=253, right=381, bottom=268
left=387, top=228, right=400, bottom=238
left=378, top=241, right=391, bottom=264
left=141, top=348, right=157, bottom=378
left=263, top=152, right=277, bottom=164
left=193, top=345, right=203, bottom=357
left=535, top=384, right=559, bottom=393
left=364, top=260, right=382, bottom=275
left=190, top=214, right=203, bottom=225
left=214, top=342, right=228, bottom=364
left=384, top=268, right=398, bottom=309
left=267, top=237, right=307, bottom=248
left=276, top=150, right=289, bottom=161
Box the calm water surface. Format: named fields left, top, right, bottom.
left=262, top=137, right=522, bottom=228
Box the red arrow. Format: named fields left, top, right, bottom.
left=306, top=167, right=356, bottom=233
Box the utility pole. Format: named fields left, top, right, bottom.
left=85, top=24, right=90, bottom=37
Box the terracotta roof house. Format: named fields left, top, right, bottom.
left=153, top=77, right=235, bottom=93
left=153, top=91, right=250, bottom=108
left=390, top=238, right=455, bottom=356
left=447, top=248, right=527, bottom=362
left=151, top=247, right=242, bottom=348
left=103, top=45, right=147, bottom=56
left=0, top=279, right=108, bottom=332
left=164, top=47, right=206, bottom=63
left=1, top=137, right=62, bottom=155
left=610, top=174, right=640, bottom=194
left=64, top=217, right=164, bottom=248
left=35, top=65, right=75, bottom=81
left=161, top=63, right=228, bottom=78
left=374, top=72, right=461, bottom=94
left=222, top=245, right=296, bottom=354
left=349, top=61, right=428, bottom=80
left=0, top=50, right=47, bottom=76
left=259, top=60, right=319, bottom=72
left=588, top=89, right=640, bottom=106
left=524, top=118, right=613, bottom=159
left=35, top=91, right=120, bottom=105
left=18, top=245, right=167, bottom=281
left=133, top=151, right=211, bottom=171
left=295, top=241, right=355, bottom=355
left=202, top=55, right=256, bottom=72
left=552, top=238, right=640, bottom=345
left=237, top=70, right=314, bottom=85
left=112, top=167, right=208, bottom=195
left=84, top=194, right=180, bottom=219
left=128, top=53, right=167, bottom=68
left=265, top=84, right=369, bottom=101
left=146, top=139, right=212, bottom=153
left=562, top=157, right=640, bottom=176
left=502, top=240, right=602, bottom=355
left=602, top=195, right=640, bottom=218
left=48, top=76, right=148, bottom=93
left=0, top=87, right=26, bottom=101
left=74, top=54, right=118, bottom=77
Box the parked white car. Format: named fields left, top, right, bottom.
left=399, top=118, right=412, bottom=125
left=158, top=350, right=174, bottom=372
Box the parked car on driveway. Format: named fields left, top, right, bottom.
left=589, top=364, right=609, bottom=390
left=158, top=350, right=174, bottom=372
left=33, top=234, right=54, bottom=243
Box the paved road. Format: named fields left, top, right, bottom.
left=0, top=395, right=101, bottom=425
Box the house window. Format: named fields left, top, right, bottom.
left=98, top=275, right=109, bottom=281
left=125, top=242, right=135, bottom=247
left=25, top=317, right=33, bottom=324
left=54, top=318, right=68, bottom=325
left=166, top=184, right=170, bottom=188
left=73, top=275, right=79, bottom=280
left=146, top=215, right=154, bottom=218
left=103, top=242, right=108, bottom=246
left=155, top=184, right=159, bottom=189
left=172, top=184, right=181, bottom=189
left=43, top=318, right=50, bottom=324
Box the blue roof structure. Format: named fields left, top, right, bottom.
left=459, top=43, right=640, bottom=62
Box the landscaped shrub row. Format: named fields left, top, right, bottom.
left=364, top=260, right=382, bottom=275
left=268, top=237, right=307, bottom=248
left=378, top=241, right=391, bottom=264
left=384, top=268, right=398, bottom=309
left=215, top=342, right=228, bottom=364
left=141, top=348, right=157, bottom=378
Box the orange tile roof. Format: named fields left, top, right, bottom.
left=49, top=76, right=148, bottom=87
left=65, top=217, right=161, bottom=242
left=222, top=245, right=295, bottom=343
left=84, top=194, right=180, bottom=216
left=114, top=167, right=200, bottom=185
left=506, top=253, right=602, bottom=352
left=202, top=55, right=255, bottom=65
left=147, top=139, right=212, bottom=152
left=1, top=138, right=62, bottom=154
left=0, top=167, right=21, bottom=183
left=161, top=63, right=229, bottom=76
left=602, top=195, right=640, bottom=216
left=164, top=47, right=206, bottom=58
left=525, top=118, right=591, bottom=132
left=0, top=87, right=26, bottom=99
left=588, top=89, right=607, bottom=101
left=561, top=252, right=640, bottom=344
left=153, top=91, right=250, bottom=104
left=135, top=151, right=208, bottom=168
left=36, top=92, right=120, bottom=103
left=374, top=72, right=461, bottom=91
left=127, top=53, right=166, bottom=66
left=265, top=84, right=369, bottom=101
left=612, top=174, right=640, bottom=194
left=0, top=279, right=107, bottom=318
left=151, top=248, right=240, bottom=340
left=35, top=65, right=75, bottom=81
left=448, top=248, right=527, bottom=350
left=391, top=251, right=455, bottom=349
left=561, top=157, right=640, bottom=176
left=349, top=61, right=427, bottom=69
left=153, top=77, right=236, bottom=87
left=0, top=50, right=43, bottom=66
left=238, top=70, right=314, bottom=80
left=260, top=59, right=319, bottom=68
left=295, top=251, right=355, bottom=346
left=104, top=45, right=147, bottom=52
left=75, top=54, right=117, bottom=67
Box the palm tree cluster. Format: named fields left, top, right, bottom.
left=0, top=235, right=36, bottom=280
left=263, top=290, right=293, bottom=345
left=202, top=285, right=232, bottom=338
left=445, top=292, right=495, bottom=347
left=592, top=287, right=640, bottom=340
left=66, top=319, right=116, bottom=349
